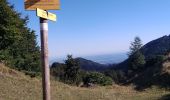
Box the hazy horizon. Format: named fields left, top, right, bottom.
left=49, top=52, right=128, bottom=65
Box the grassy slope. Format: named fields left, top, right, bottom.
left=0, top=64, right=170, bottom=100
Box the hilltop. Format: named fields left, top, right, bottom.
left=141, top=35, right=170, bottom=59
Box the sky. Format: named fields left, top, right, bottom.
left=8, top=0, right=170, bottom=58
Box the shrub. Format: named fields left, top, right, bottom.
left=83, top=72, right=113, bottom=86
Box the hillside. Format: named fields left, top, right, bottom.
left=1, top=64, right=170, bottom=100
left=115, top=35, right=170, bottom=71
left=125, top=53, right=170, bottom=90
left=75, top=57, right=109, bottom=71
left=51, top=57, right=109, bottom=71
left=141, top=35, right=170, bottom=59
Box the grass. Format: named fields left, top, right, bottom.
left=0, top=64, right=170, bottom=100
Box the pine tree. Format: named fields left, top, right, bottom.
left=0, top=0, right=41, bottom=73
left=63, top=55, right=80, bottom=85
left=128, top=51, right=146, bottom=70
left=129, top=36, right=142, bottom=56
left=128, top=36, right=145, bottom=71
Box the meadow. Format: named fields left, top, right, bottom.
left=0, top=64, right=169, bottom=100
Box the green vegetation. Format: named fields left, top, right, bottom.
left=128, top=51, right=146, bottom=71
left=0, top=0, right=40, bottom=74
left=51, top=62, right=65, bottom=80
left=51, top=55, right=113, bottom=86
left=128, top=36, right=146, bottom=71
left=129, top=37, right=143, bottom=56
left=83, top=72, right=113, bottom=86
left=51, top=55, right=82, bottom=85
left=104, top=70, right=126, bottom=84
left=63, top=55, right=81, bottom=85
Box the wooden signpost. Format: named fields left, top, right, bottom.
left=24, top=0, right=60, bottom=100
left=25, top=0, right=60, bottom=10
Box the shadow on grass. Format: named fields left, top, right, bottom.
left=124, top=63, right=170, bottom=91
left=159, top=94, right=170, bottom=100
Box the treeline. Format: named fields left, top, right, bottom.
left=0, top=0, right=41, bottom=76
left=51, top=55, right=113, bottom=86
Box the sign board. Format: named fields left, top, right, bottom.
left=25, top=0, right=60, bottom=10
left=36, top=8, right=57, bottom=21
left=47, top=12, right=57, bottom=21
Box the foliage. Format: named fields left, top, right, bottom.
left=50, top=55, right=113, bottom=86
left=104, top=70, right=118, bottom=83
left=145, top=55, right=166, bottom=67
left=51, top=62, right=65, bottom=81
left=0, top=0, right=41, bottom=73
left=83, top=72, right=113, bottom=86
left=128, top=51, right=146, bottom=71
left=129, top=36, right=142, bottom=56
left=128, top=37, right=146, bottom=71
left=104, top=70, right=126, bottom=84
left=63, top=55, right=81, bottom=85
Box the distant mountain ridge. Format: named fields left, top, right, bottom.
left=51, top=57, right=109, bottom=71
left=75, top=57, right=109, bottom=71
left=141, top=35, right=170, bottom=59
left=51, top=35, right=170, bottom=71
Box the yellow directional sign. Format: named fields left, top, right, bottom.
left=47, top=12, right=57, bottom=21
left=36, top=8, right=57, bottom=21
left=25, top=0, right=60, bottom=10
left=36, top=8, right=48, bottom=19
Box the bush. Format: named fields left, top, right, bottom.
left=83, top=72, right=113, bottom=86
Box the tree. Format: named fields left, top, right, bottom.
left=129, top=36, right=143, bottom=56
left=63, top=55, right=81, bottom=85
left=128, top=51, right=146, bottom=71
left=0, top=0, right=41, bottom=73
left=128, top=37, right=146, bottom=71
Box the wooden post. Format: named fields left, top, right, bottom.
left=40, top=18, right=51, bottom=100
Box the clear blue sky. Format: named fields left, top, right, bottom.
left=8, top=0, right=170, bottom=58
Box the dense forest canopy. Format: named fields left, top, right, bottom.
left=0, top=0, right=41, bottom=73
